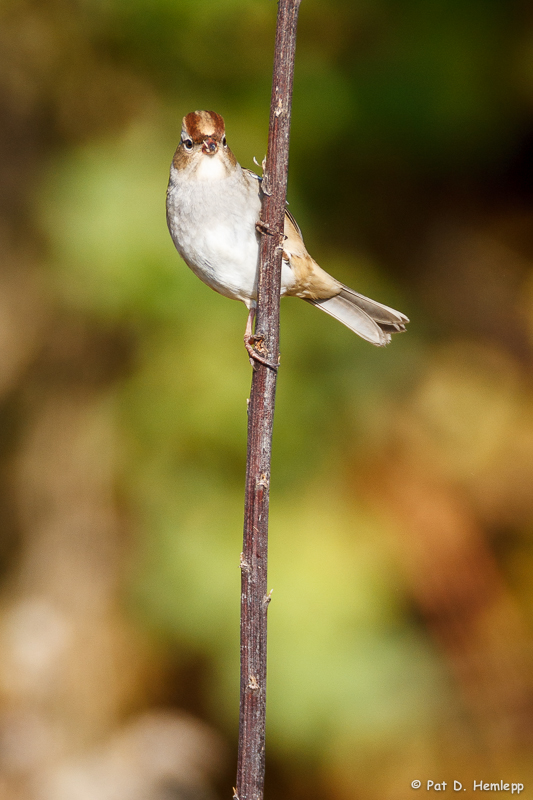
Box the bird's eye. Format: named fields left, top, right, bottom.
left=222, top=136, right=227, bottom=147
left=183, top=138, right=193, bottom=151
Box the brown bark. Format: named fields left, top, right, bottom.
left=235, top=2, right=302, bottom=799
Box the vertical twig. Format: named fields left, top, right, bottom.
left=235, top=2, right=302, bottom=800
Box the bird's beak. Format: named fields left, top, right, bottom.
left=202, top=137, right=218, bottom=155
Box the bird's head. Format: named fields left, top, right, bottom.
left=171, top=110, right=237, bottom=180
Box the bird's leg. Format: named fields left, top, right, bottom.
left=244, top=306, right=279, bottom=371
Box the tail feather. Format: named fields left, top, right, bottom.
left=307, top=286, right=409, bottom=347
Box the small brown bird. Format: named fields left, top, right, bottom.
left=166, top=110, right=408, bottom=355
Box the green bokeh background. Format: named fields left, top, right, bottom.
left=3, top=0, right=533, bottom=797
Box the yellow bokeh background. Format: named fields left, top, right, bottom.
left=1, top=0, right=533, bottom=798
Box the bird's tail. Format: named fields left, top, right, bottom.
left=307, top=286, right=409, bottom=347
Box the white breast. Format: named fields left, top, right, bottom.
left=167, top=158, right=296, bottom=306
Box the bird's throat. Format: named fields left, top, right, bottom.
left=195, top=154, right=229, bottom=182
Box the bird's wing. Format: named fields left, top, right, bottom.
left=282, top=211, right=341, bottom=300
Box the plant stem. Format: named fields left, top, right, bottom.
left=235, top=2, right=302, bottom=799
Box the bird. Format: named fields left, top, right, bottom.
left=166, top=110, right=408, bottom=364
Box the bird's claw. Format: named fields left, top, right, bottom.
left=255, top=220, right=275, bottom=236
left=244, top=334, right=279, bottom=371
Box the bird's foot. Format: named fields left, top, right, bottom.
left=244, top=333, right=279, bottom=371
left=255, top=220, right=276, bottom=236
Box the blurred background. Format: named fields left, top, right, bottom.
left=2, top=0, right=533, bottom=797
